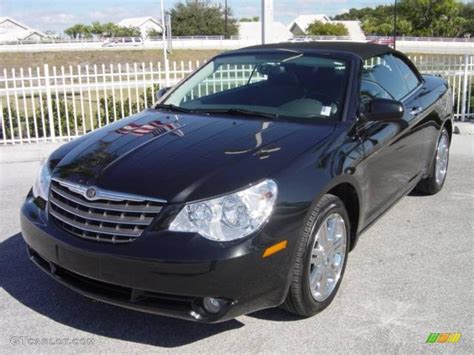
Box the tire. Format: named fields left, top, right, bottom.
left=281, top=194, right=350, bottom=317
left=415, top=128, right=450, bottom=195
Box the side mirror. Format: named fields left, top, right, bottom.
left=363, top=98, right=404, bottom=122
left=155, top=87, right=171, bottom=101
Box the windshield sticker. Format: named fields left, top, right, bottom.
left=321, top=106, right=332, bottom=117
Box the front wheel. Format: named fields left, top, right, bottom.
left=281, top=194, right=350, bottom=317
left=415, top=128, right=450, bottom=195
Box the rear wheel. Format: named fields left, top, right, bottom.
left=415, top=128, right=450, bottom=195
left=281, top=194, right=350, bottom=317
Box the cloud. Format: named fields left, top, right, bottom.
left=1, top=9, right=79, bottom=31
left=38, top=13, right=77, bottom=25
left=235, top=5, right=261, bottom=18
left=295, top=0, right=348, bottom=3
left=337, top=8, right=350, bottom=15
left=1, top=0, right=363, bottom=33
left=87, top=7, right=139, bottom=22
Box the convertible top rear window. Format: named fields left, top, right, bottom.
left=162, top=52, right=350, bottom=120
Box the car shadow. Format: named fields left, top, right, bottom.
left=0, top=233, right=245, bottom=348
left=408, top=188, right=428, bottom=197
left=248, top=308, right=303, bottom=322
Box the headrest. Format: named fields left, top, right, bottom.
left=268, top=70, right=299, bottom=86
left=316, top=67, right=337, bottom=81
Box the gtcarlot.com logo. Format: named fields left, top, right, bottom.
left=10, top=336, right=95, bottom=346
left=426, top=333, right=462, bottom=344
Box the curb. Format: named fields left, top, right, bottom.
left=454, top=121, right=474, bottom=135
left=0, top=142, right=63, bottom=164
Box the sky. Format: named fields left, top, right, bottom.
left=0, top=0, right=396, bottom=33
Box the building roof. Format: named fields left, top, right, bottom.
left=239, top=21, right=292, bottom=42
left=288, top=14, right=331, bottom=33
left=117, top=17, right=162, bottom=29
left=231, top=41, right=394, bottom=60
left=0, top=17, right=30, bottom=30
left=0, top=17, right=45, bottom=42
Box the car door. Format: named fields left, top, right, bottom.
left=391, top=54, right=439, bottom=170
left=357, top=53, right=426, bottom=223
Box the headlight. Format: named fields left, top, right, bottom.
left=169, top=179, right=278, bottom=241
left=32, top=159, right=52, bottom=201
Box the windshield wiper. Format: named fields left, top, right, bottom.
left=155, top=104, right=194, bottom=113
left=195, top=108, right=278, bottom=120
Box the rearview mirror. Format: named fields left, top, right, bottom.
left=362, top=98, right=404, bottom=122
left=155, top=87, right=171, bottom=101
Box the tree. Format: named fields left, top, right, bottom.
left=65, top=22, right=140, bottom=39
left=458, top=1, right=474, bottom=36
left=334, top=0, right=471, bottom=37
left=397, top=19, right=413, bottom=35
left=240, top=16, right=259, bottom=22
left=114, top=26, right=141, bottom=37
left=90, top=21, right=105, bottom=37
left=100, top=22, right=120, bottom=37
left=399, top=0, right=466, bottom=37
left=170, top=0, right=238, bottom=36
left=148, top=28, right=162, bottom=37
left=64, top=24, right=92, bottom=39
left=306, top=21, right=349, bottom=36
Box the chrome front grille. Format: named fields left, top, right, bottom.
left=49, top=179, right=166, bottom=243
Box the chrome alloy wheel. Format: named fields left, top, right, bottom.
left=309, top=213, right=347, bottom=302
left=435, top=133, right=449, bottom=185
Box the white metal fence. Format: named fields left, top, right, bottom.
left=2, top=35, right=473, bottom=46
left=2, top=38, right=473, bottom=55
left=0, top=60, right=198, bottom=144
left=0, top=36, right=241, bottom=46
left=0, top=54, right=473, bottom=145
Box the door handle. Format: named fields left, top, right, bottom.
left=410, top=106, right=423, bottom=116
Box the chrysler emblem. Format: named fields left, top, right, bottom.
left=85, top=187, right=97, bottom=200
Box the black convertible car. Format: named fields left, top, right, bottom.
left=21, top=42, right=452, bottom=322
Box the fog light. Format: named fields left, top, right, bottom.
left=203, top=297, right=223, bottom=314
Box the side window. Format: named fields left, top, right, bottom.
left=360, top=80, right=392, bottom=104
left=393, top=55, right=420, bottom=92
left=363, top=54, right=409, bottom=100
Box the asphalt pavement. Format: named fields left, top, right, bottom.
left=0, top=135, right=473, bottom=354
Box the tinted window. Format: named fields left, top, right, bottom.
left=363, top=54, right=409, bottom=100
left=163, top=53, right=350, bottom=120
left=393, top=56, right=420, bottom=92
left=360, top=80, right=392, bottom=102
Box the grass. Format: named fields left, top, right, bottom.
left=0, top=49, right=223, bottom=71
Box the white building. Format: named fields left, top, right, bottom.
left=117, top=17, right=163, bottom=38
left=287, top=14, right=365, bottom=41
left=0, top=17, right=45, bottom=43
left=287, top=15, right=331, bottom=36
left=239, top=21, right=292, bottom=43
left=332, top=20, right=366, bottom=41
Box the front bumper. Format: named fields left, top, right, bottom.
left=21, top=196, right=300, bottom=323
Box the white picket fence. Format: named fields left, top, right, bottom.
left=0, top=54, right=473, bottom=145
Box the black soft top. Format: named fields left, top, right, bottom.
left=231, top=41, right=394, bottom=60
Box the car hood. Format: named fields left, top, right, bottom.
left=53, top=109, right=335, bottom=203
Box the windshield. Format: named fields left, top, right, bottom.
left=161, top=52, right=350, bottom=120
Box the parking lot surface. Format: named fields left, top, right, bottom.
left=0, top=135, right=473, bottom=354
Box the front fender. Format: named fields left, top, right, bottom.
left=273, top=126, right=366, bottom=246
